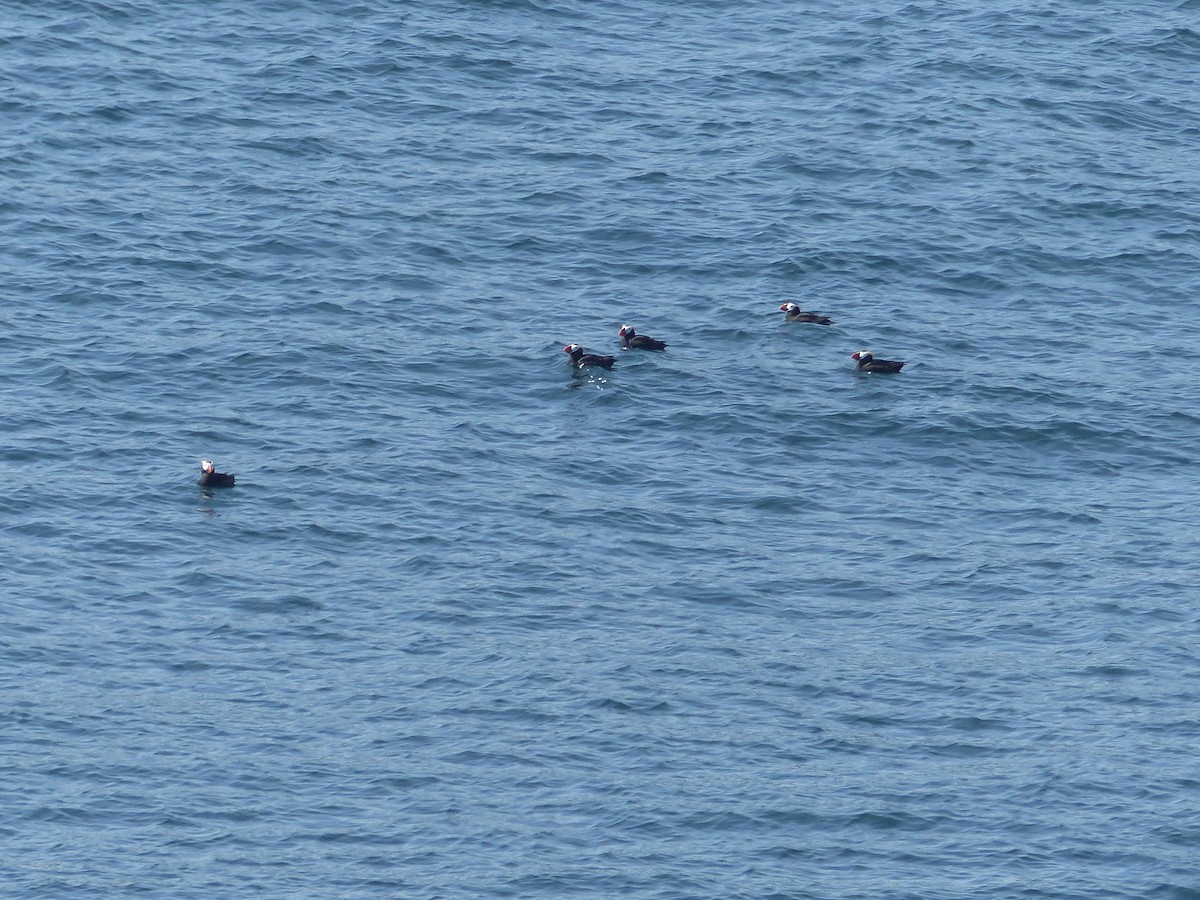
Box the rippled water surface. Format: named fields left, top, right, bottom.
left=3, top=1, right=1200, bottom=896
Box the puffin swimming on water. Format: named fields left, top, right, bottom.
left=564, top=344, right=616, bottom=369
left=779, top=303, right=833, bottom=325
left=199, top=459, right=236, bottom=487
left=851, top=351, right=905, bottom=374
left=618, top=324, right=667, bottom=351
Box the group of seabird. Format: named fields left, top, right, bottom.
left=565, top=304, right=907, bottom=374
left=200, top=304, right=905, bottom=489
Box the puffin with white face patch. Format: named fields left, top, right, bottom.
left=850, top=351, right=905, bottom=374
left=563, top=344, right=616, bottom=369
left=198, top=459, right=236, bottom=487
left=779, top=303, right=833, bottom=325
left=618, top=324, right=667, bottom=351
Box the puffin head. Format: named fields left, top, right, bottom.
left=780, top=303, right=798, bottom=312
left=618, top=324, right=634, bottom=337
left=200, top=459, right=214, bottom=474
left=851, top=351, right=873, bottom=363
left=563, top=344, right=581, bottom=356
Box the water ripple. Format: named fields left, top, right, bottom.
left=3, top=0, right=1200, bottom=897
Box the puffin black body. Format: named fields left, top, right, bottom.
left=199, top=459, right=236, bottom=487
left=779, top=302, right=833, bottom=325
left=564, top=344, right=616, bottom=369
left=618, top=324, right=667, bottom=351
left=851, top=351, right=905, bottom=374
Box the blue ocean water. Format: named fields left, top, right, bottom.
left=3, top=0, right=1200, bottom=895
